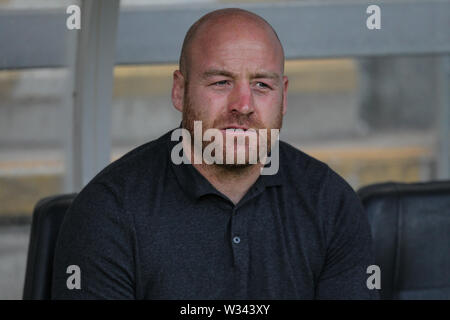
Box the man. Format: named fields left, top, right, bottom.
left=52, top=8, right=378, bottom=299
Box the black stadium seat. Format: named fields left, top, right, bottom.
left=22, top=193, right=77, bottom=300
left=357, top=181, right=450, bottom=300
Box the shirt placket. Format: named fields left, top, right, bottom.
left=230, top=205, right=249, bottom=298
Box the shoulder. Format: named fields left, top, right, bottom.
left=64, top=129, right=175, bottom=219
left=71, top=130, right=174, bottom=210
left=279, top=140, right=330, bottom=189
left=92, top=130, right=172, bottom=184
left=78, top=130, right=174, bottom=196
left=279, top=140, right=357, bottom=204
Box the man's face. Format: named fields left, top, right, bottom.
left=173, top=16, right=288, bottom=165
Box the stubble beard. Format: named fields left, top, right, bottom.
left=181, top=85, right=283, bottom=171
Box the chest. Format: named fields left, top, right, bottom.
left=132, top=197, right=325, bottom=299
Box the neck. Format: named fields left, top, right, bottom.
left=180, top=138, right=263, bottom=204
left=193, top=162, right=263, bottom=205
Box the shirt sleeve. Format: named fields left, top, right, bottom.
left=51, top=182, right=136, bottom=299
left=314, top=168, right=380, bottom=300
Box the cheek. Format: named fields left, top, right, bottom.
left=189, top=88, right=225, bottom=122
left=254, top=93, right=283, bottom=121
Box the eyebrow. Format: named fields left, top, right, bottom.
left=202, top=69, right=234, bottom=79
left=201, top=69, right=280, bottom=82
left=252, top=72, right=280, bottom=81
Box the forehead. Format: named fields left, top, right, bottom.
left=188, top=16, right=284, bottom=76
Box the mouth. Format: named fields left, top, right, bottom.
left=219, top=125, right=256, bottom=133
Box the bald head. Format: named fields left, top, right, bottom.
left=179, top=8, right=285, bottom=79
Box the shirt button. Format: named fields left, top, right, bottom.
left=233, top=236, right=241, bottom=244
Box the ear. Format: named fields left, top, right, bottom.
left=282, top=75, right=288, bottom=115
left=172, top=70, right=185, bottom=112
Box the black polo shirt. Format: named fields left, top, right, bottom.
left=52, top=129, right=379, bottom=299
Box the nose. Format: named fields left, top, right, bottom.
left=228, top=82, right=254, bottom=115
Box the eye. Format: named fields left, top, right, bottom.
left=255, top=82, right=271, bottom=90
left=213, top=80, right=230, bottom=86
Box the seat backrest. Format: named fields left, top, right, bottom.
left=23, top=193, right=77, bottom=300
left=357, top=181, right=450, bottom=300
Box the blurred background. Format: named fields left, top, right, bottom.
left=0, top=0, right=449, bottom=299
